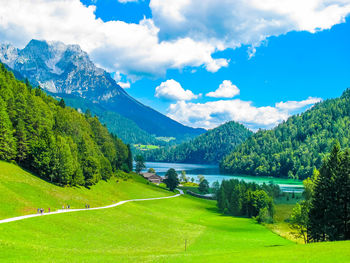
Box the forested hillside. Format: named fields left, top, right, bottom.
left=145, top=121, right=252, bottom=164
left=221, top=89, right=350, bottom=179
left=59, top=95, right=160, bottom=145
left=0, top=40, right=206, bottom=144
left=0, top=63, right=132, bottom=186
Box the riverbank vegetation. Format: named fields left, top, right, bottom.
left=217, top=180, right=281, bottom=223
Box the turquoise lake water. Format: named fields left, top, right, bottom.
left=145, top=162, right=304, bottom=193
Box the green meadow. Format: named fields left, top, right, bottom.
left=0, top=162, right=349, bottom=262
left=0, top=161, right=171, bottom=219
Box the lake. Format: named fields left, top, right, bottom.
left=145, top=162, right=304, bottom=193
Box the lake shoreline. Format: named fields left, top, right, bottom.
left=144, top=161, right=304, bottom=193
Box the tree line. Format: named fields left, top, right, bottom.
left=145, top=121, right=252, bottom=164
left=0, top=63, right=132, bottom=186
left=221, top=89, right=350, bottom=179
left=216, top=179, right=281, bottom=223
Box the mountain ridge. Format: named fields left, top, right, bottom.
left=0, top=39, right=205, bottom=143
left=221, top=88, right=350, bottom=179
left=144, top=121, right=253, bottom=164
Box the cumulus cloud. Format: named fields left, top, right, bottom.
left=167, top=97, right=322, bottom=130
left=117, top=81, right=131, bottom=89
left=0, top=0, right=227, bottom=78
left=275, top=96, right=322, bottom=110
left=151, top=0, right=350, bottom=51
left=0, top=0, right=349, bottom=78
left=155, top=79, right=199, bottom=101
left=206, top=80, right=240, bottom=98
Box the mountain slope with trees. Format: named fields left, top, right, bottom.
left=0, top=40, right=205, bottom=143
left=221, top=89, right=350, bottom=179
left=145, top=121, right=253, bottom=164
left=0, top=63, right=132, bottom=186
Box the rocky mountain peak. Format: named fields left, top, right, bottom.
left=0, top=39, right=120, bottom=98
left=0, top=43, right=19, bottom=68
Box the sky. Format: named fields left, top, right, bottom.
left=0, top=0, right=350, bottom=130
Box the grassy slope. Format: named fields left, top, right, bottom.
left=266, top=192, right=305, bottom=243
left=0, top=162, right=349, bottom=262
left=0, top=161, right=171, bottom=219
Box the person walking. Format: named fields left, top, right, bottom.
left=48, top=207, right=50, bottom=213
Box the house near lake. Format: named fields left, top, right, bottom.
left=142, top=173, right=163, bottom=184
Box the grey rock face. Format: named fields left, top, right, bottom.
left=0, top=39, right=124, bottom=101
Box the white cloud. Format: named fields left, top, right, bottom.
left=0, top=0, right=349, bottom=78
left=167, top=96, right=322, bottom=130
left=150, top=0, right=350, bottom=52
left=275, top=96, right=322, bottom=110
left=155, top=79, right=199, bottom=101
left=206, top=80, right=240, bottom=98
left=0, top=0, right=227, bottom=78
left=117, top=81, right=131, bottom=89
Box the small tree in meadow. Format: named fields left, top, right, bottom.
left=164, top=168, right=179, bottom=191
left=135, top=155, right=145, bottom=174
left=148, top=168, right=155, bottom=173
left=198, top=179, right=209, bottom=194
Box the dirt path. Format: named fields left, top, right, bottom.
left=0, top=189, right=184, bottom=224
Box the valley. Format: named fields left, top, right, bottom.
left=0, top=162, right=349, bottom=263
left=0, top=4, right=349, bottom=261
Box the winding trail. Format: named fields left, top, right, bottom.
left=0, top=189, right=184, bottom=224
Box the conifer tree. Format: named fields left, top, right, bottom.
left=127, top=144, right=133, bottom=171
left=0, top=97, right=16, bottom=160
left=15, top=119, right=28, bottom=163
left=308, top=142, right=350, bottom=241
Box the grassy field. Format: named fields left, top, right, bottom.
left=133, top=144, right=160, bottom=151
left=265, top=192, right=305, bottom=243
left=1, top=162, right=349, bottom=262
left=0, top=161, right=171, bottom=219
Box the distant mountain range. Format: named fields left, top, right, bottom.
left=145, top=121, right=253, bottom=164
left=0, top=40, right=205, bottom=144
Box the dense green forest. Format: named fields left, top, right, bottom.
left=307, top=143, right=350, bottom=241
left=289, top=143, right=350, bottom=243
left=217, top=179, right=280, bottom=223
left=59, top=95, right=162, bottom=145
left=145, top=121, right=252, bottom=164
left=0, top=63, right=132, bottom=186
left=221, top=89, right=350, bottom=179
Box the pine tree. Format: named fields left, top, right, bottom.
left=0, top=97, right=16, bottom=160
left=127, top=144, right=133, bottom=171
left=338, top=148, right=350, bottom=240
left=58, top=98, right=66, bottom=108
left=308, top=142, right=350, bottom=241
left=15, top=119, right=28, bottom=163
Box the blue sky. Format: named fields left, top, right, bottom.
left=82, top=0, right=350, bottom=129
left=1, top=0, right=350, bottom=129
